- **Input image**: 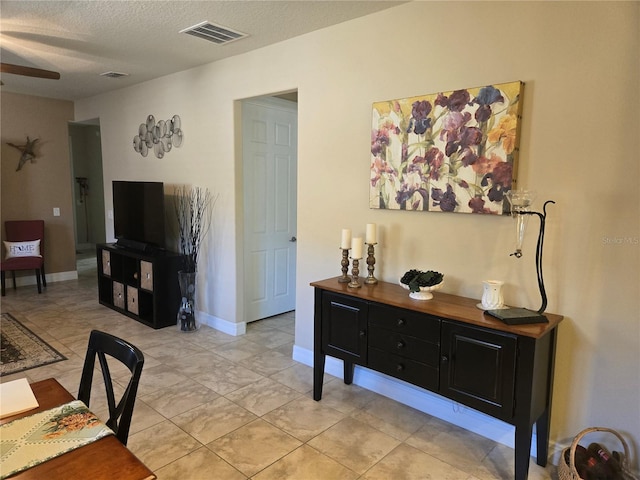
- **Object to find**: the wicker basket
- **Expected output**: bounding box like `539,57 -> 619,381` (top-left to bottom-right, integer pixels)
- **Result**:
558,427 -> 638,480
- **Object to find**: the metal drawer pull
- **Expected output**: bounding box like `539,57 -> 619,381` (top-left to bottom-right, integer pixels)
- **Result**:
441,355 -> 449,363
359,330 -> 366,337
397,318 -> 405,327
396,364 -> 404,372
396,340 -> 405,349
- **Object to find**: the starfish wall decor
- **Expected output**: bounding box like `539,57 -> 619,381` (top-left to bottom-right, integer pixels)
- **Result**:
7,136 -> 39,171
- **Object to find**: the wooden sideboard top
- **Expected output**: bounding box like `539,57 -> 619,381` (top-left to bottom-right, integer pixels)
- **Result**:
311,277 -> 563,339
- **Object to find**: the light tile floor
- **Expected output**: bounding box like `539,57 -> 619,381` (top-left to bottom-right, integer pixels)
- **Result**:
0,263 -> 558,479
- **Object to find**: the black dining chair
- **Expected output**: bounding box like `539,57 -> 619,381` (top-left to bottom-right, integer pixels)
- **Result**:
78,330 -> 144,445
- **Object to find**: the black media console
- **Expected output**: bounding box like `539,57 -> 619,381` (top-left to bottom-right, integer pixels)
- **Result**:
97,243 -> 184,329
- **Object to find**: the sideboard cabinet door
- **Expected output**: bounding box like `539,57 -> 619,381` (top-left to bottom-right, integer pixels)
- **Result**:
440,321 -> 517,421
321,292 -> 368,365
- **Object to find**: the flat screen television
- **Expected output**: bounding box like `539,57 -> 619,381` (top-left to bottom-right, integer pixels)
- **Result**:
113,181 -> 166,251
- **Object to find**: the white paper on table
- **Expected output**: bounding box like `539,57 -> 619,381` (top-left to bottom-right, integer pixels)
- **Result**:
0,378 -> 39,419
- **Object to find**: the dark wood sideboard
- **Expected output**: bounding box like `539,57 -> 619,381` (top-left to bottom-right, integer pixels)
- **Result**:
311,277 -> 563,480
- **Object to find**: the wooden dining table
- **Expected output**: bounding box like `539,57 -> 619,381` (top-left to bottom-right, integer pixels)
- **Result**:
0,378 -> 155,480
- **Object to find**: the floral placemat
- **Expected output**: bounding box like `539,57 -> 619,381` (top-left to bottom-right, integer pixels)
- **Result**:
0,400 -> 114,479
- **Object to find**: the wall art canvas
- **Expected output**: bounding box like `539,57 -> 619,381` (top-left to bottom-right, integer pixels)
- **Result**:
370,81 -> 524,214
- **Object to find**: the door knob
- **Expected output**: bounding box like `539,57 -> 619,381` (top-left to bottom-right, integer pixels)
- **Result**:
290,236 -> 297,242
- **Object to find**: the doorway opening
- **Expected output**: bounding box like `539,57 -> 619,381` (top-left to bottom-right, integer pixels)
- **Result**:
241,92 -> 298,331
68,119 -> 106,276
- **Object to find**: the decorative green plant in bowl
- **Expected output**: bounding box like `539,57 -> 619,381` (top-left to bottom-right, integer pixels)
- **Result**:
399,269 -> 444,300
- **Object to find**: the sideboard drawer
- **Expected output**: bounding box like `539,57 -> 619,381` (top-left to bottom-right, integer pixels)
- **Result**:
369,347 -> 439,390
369,303 -> 440,340
369,326 -> 439,366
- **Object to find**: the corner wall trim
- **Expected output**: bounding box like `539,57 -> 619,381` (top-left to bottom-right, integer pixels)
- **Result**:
197,310 -> 246,336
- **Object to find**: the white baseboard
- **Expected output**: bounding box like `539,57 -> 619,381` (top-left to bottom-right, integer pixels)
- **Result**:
49,271 -> 78,282
3,270 -> 78,289
292,345 -> 564,463
197,310 -> 246,336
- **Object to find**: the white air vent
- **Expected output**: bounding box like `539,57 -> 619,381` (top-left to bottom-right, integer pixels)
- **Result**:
180,21 -> 248,45
100,71 -> 129,78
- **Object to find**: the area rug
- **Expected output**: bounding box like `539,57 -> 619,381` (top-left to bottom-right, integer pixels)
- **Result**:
0,313 -> 67,376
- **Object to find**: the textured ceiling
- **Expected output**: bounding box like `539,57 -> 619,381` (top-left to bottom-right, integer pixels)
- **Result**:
0,0 -> 404,101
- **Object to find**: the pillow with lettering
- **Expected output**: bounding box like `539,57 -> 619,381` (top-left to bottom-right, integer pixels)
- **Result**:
4,240 -> 41,259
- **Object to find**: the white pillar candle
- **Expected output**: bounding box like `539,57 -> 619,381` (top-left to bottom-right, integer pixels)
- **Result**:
365,223 -> 377,244
340,229 -> 352,249
351,237 -> 363,259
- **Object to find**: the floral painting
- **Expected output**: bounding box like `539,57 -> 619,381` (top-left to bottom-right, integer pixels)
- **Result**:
370,81 -> 524,214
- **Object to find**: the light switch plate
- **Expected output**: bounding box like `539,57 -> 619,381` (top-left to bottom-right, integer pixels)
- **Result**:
53,207 -> 60,217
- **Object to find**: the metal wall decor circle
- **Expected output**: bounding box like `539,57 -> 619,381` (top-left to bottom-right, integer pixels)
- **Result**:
133,114 -> 183,158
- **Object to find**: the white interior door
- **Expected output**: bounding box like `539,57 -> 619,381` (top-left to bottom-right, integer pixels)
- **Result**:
243,97 -> 297,322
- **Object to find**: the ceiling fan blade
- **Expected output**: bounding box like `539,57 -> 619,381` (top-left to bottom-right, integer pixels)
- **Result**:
0,63 -> 60,80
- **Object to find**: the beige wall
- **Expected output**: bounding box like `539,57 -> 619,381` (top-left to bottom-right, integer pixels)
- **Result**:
74,1 -> 639,461
0,92 -> 76,279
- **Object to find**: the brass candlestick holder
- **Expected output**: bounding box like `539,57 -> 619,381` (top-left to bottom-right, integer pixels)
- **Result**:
365,243 -> 378,285
348,258 -> 361,288
338,248 -> 351,283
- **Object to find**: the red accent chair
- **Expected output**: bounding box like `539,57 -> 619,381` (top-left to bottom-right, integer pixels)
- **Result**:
1,220 -> 46,296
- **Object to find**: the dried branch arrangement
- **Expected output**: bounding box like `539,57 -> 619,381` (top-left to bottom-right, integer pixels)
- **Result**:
174,185 -> 215,272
